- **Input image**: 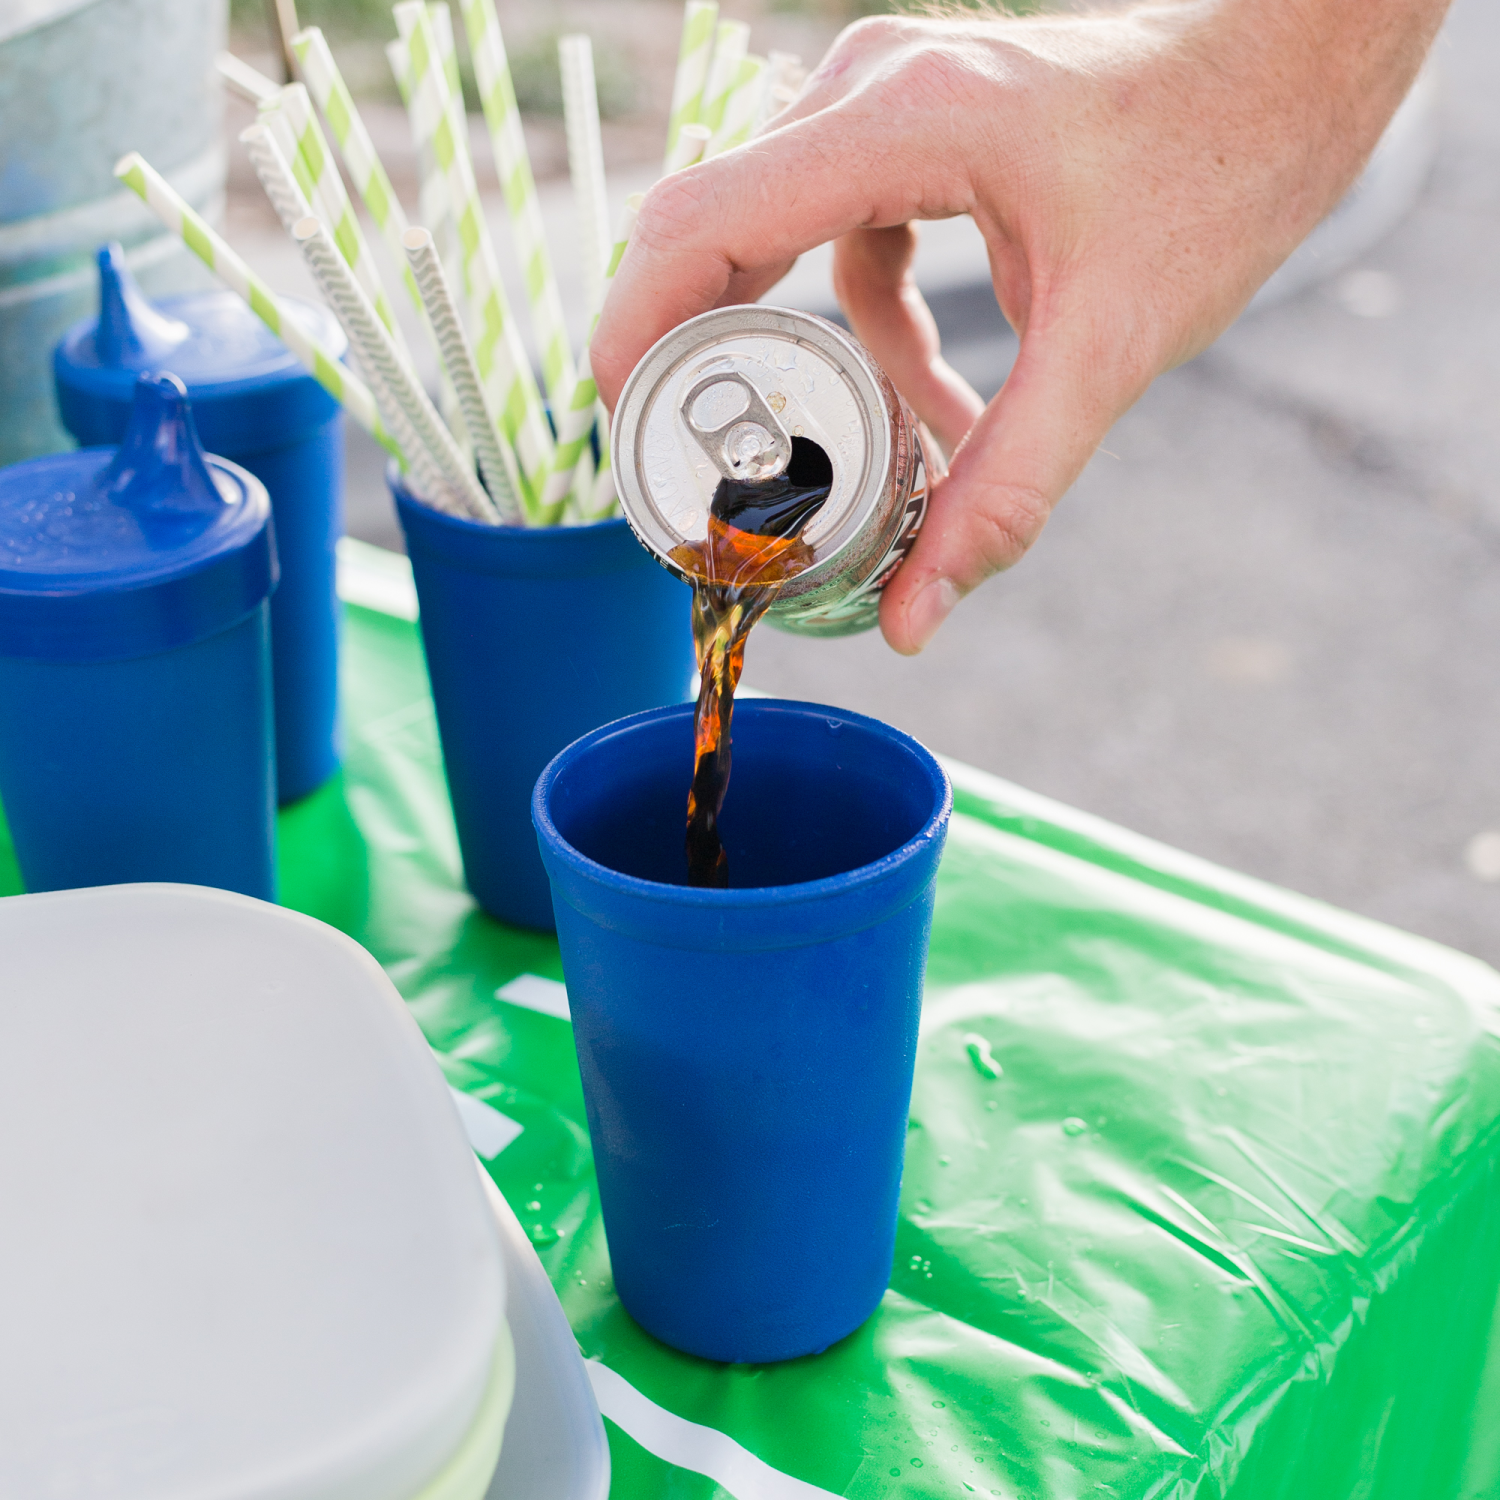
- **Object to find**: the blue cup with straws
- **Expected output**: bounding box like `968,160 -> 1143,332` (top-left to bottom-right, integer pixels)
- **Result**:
392,469 -> 697,930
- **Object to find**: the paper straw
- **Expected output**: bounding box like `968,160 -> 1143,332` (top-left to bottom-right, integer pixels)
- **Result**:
293,215 -> 497,522
403,226 -> 524,523
459,0 -> 577,419
240,120 -> 309,226
706,53 -> 768,157
262,84 -> 410,362
290,27 -> 426,318
663,1 -> 717,170
541,195 -> 640,519
428,2 -> 464,104
697,20 -> 749,144
113,151 -> 394,455
550,195 -> 641,523
559,35 -> 611,315
217,51 -> 280,105
664,122 -> 711,176
394,2 -> 553,508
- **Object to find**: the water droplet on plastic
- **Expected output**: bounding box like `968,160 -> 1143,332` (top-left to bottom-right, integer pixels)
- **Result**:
534,1182 -> 544,1192
529,1223 -> 558,1246
910,1457 -> 924,1468
826,718 -> 843,734
932,1400 -> 946,1408
938,1155 -> 951,1167
1063,1117 -> 1088,1136
963,1033 -> 1002,1079
1041,1419 -> 1051,1428
890,1469 -> 902,1478
526,1200 -> 542,1212
985,1099 -> 999,1112
909,1254 -> 924,1269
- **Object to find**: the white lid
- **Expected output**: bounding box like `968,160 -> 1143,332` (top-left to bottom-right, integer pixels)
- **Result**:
0,885 -> 505,1500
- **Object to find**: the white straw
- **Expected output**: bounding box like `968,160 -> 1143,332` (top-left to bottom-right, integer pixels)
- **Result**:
293,215 -> 498,522
403,225 -> 524,523
216,51 -> 280,105
559,35 -> 612,317
664,122 -> 710,176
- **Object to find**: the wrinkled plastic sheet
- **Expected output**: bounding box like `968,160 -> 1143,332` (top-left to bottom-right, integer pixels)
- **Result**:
5,593 -> 1499,1499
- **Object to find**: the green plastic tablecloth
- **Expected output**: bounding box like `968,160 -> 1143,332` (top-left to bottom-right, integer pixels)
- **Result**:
6,580 -> 1499,1500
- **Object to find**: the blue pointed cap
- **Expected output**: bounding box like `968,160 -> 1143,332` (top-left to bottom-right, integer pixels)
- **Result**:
93,243 -> 191,367
0,373 -> 277,663
53,246 -> 346,455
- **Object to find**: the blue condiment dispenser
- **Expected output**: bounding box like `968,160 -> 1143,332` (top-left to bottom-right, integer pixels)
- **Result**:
53,243 -> 345,804
0,373 -> 278,900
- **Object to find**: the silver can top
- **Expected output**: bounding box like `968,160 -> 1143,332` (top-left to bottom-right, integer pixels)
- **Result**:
611,306 -> 892,576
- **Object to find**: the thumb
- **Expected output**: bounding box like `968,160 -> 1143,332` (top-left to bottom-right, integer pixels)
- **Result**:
878,309 -> 1135,655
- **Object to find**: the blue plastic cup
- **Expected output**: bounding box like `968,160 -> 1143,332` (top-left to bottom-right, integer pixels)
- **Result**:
532,699 -> 952,1362
393,471 -> 697,930
0,373 -> 278,899
53,244 -> 344,804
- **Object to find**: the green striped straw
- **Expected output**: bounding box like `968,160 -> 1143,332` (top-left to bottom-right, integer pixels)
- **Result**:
706,54 -> 767,157
458,0 -> 577,422
113,151 -> 397,458
697,20 -> 749,144
290,27 -> 426,319
663,1 -> 717,171
541,194 -> 644,521
393,1 -> 554,511
261,84 -> 411,365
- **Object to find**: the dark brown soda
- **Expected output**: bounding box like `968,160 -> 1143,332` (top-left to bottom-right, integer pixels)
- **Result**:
671,437 -> 833,886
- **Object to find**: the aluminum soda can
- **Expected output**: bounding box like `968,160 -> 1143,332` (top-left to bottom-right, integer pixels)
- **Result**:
611,306 -> 931,637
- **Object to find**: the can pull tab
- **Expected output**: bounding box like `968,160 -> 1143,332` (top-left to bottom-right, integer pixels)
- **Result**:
681,373 -> 793,484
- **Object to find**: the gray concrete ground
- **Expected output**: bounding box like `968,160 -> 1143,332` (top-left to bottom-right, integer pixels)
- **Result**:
235,0 -> 1500,964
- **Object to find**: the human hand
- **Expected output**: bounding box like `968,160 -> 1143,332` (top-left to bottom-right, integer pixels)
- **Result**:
592,0 -> 1445,653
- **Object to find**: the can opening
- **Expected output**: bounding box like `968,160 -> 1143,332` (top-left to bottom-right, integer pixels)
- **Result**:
710,436 -> 833,540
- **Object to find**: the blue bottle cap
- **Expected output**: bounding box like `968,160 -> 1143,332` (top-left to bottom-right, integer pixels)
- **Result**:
53,244 -> 347,455
0,373 -> 278,663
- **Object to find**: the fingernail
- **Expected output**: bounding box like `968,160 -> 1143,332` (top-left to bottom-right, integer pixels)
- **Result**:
906,577 -> 960,652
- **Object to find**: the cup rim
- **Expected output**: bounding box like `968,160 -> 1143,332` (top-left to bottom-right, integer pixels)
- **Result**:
388,462 -> 631,539
532,698 -> 952,908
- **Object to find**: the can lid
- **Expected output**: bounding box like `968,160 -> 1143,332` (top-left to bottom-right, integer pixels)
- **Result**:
53,243 -> 345,453
611,306 -> 893,579
0,372 -> 277,662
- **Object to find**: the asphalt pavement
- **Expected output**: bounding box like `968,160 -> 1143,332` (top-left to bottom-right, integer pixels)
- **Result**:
320,0 -> 1500,965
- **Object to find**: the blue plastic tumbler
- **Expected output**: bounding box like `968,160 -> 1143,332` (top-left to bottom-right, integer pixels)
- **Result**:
394,471 -> 697,931
0,373 -> 278,900
53,244 -> 344,804
533,699 -> 952,1362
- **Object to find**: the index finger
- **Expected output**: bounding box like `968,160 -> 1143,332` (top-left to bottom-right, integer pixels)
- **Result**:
590,108 -> 972,409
